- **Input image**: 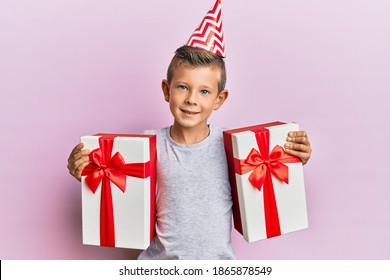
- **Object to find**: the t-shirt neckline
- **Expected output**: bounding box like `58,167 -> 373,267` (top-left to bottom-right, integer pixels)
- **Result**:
166,125 -> 213,150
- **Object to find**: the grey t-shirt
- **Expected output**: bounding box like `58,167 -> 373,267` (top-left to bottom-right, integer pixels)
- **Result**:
138,125 -> 235,259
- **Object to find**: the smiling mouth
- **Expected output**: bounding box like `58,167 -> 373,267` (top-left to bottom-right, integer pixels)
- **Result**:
181,109 -> 200,115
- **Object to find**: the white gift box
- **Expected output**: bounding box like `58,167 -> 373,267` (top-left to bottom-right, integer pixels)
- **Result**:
223,122 -> 308,242
80,133 -> 156,249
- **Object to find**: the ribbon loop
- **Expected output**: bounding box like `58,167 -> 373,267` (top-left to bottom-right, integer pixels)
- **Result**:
240,143 -> 300,190
245,148 -> 264,166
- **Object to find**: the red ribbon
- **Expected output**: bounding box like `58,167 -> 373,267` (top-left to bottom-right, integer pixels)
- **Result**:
81,136 -> 150,247
234,128 -> 301,238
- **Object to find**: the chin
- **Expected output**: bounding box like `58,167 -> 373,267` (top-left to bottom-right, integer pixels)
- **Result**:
175,119 -> 204,129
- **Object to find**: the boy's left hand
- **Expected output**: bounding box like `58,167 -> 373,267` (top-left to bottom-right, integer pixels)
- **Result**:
284,131 -> 312,165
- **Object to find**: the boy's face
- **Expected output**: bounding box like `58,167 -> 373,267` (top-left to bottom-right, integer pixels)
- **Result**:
162,64 -> 228,131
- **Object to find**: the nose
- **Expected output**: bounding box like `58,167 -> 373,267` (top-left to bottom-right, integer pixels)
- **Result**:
185,90 -> 197,105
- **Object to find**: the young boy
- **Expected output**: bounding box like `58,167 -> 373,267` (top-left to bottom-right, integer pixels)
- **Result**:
67,1 -> 312,260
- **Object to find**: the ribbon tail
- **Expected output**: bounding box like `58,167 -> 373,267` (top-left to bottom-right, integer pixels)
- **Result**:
106,169 -> 127,192
269,161 -> 289,184
100,176 -> 115,247
263,170 -> 281,238
248,164 -> 267,191
84,169 -> 104,194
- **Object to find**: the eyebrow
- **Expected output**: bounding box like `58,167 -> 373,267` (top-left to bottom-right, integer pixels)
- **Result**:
174,81 -> 214,89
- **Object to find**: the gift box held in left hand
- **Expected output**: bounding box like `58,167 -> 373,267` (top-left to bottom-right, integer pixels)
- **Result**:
80,133 -> 156,250
223,122 -> 308,243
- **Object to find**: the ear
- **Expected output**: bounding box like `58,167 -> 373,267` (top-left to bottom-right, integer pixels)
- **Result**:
213,89 -> 229,110
161,79 -> 170,102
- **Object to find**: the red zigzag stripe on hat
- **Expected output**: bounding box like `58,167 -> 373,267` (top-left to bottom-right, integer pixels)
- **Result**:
186,0 -> 225,57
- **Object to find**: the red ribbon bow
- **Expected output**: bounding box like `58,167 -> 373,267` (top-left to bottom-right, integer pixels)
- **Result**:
234,128 -> 301,238
81,136 -> 150,247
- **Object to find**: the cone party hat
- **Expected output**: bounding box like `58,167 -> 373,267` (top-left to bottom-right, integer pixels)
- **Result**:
186,0 -> 225,57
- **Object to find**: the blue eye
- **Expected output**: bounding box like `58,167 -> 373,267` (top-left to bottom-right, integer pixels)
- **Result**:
178,85 -> 188,91
200,90 -> 209,95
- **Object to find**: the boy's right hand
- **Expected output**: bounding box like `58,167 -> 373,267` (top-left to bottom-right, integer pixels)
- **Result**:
67,143 -> 91,181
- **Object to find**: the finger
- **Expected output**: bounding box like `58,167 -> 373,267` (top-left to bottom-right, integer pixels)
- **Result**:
68,156 -> 90,175
284,148 -> 310,165
70,143 -> 84,156
75,149 -> 91,160
75,142 -> 84,149
69,148 -> 90,164
284,143 -> 311,153
68,143 -> 83,162
69,143 -> 89,158
286,136 -> 310,145
287,131 -> 309,143
74,161 -> 91,181
288,131 -> 307,138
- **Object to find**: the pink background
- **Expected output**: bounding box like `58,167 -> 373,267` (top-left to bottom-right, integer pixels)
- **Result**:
1,0 -> 389,259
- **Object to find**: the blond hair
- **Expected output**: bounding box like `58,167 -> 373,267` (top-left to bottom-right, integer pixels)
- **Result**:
167,46 -> 227,93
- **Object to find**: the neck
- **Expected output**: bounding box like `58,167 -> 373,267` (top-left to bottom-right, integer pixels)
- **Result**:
170,123 -> 210,144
